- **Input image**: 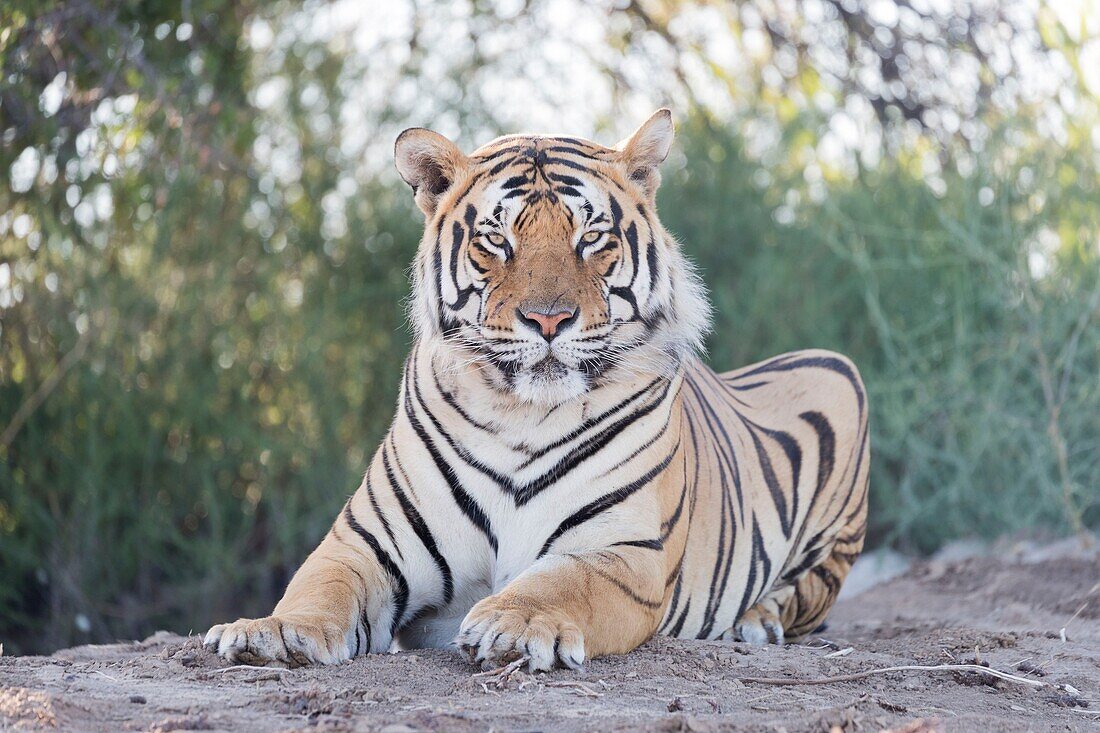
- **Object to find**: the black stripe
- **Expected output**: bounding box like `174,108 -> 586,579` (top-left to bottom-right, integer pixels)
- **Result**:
737,518 -> 773,627
513,381 -> 672,505
500,174 -> 528,189
786,410 -> 837,555
645,231 -> 660,302
683,375 -> 743,501
330,526 -> 376,652
544,144 -> 601,158
697,451 -> 738,638
342,502 -> 409,637
516,378 -> 663,468
549,173 -> 585,186
660,567 -> 685,634
736,355 -> 865,414
382,445 -> 455,604
660,476 -> 689,541
624,222 -> 640,289
722,378 -> 771,391
363,472 -> 403,560
488,153 -> 524,176
598,408 -> 671,477
780,545 -> 827,585
541,155 -> 612,178
667,597 -> 691,637
611,538 -> 664,550
416,368 -> 670,507
581,557 -> 663,609
470,143 -> 526,162
402,355 -> 499,553
538,446 -> 677,558
609,285 -> 641,320
742,423 -> 795,539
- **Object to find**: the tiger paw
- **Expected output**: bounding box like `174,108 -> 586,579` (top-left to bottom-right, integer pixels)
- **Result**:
455,596 -> 585,671
203,613 -> 351,666
726,604 -> 785,645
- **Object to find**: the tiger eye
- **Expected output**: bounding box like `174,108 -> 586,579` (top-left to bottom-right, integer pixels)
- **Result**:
486,232 -> 506,246
581,230 -> 603,244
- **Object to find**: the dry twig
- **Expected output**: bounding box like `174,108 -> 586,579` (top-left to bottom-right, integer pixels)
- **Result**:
471,655 -> 529,689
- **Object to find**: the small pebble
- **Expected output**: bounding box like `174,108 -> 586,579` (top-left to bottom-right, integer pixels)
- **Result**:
129,695 -> 146,704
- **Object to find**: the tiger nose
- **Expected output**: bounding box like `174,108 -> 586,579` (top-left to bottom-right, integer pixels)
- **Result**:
517,306 -> 577,341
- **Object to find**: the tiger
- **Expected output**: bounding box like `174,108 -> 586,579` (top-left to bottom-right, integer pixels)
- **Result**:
204,109 -> 870,670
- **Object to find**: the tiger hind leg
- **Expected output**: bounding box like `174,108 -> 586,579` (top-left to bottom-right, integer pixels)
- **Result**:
777,541 -> 861,641
722,586 -> 793,645
724,530 -> 863,645
766,468 -> 869,645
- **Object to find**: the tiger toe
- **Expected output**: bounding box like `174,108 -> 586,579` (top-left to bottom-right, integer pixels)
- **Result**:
455,598 -> 585,671
203,614 -> 350,666
725,602 -> 786,645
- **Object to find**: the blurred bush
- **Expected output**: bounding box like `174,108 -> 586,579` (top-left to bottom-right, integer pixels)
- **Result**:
1,0 -> 1097,653
664,117 -> 1099,552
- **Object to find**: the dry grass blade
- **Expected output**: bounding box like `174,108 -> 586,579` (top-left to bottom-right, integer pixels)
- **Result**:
739,663 -> 1047,688
214,664 -> 287,673
544,680 -> 603,697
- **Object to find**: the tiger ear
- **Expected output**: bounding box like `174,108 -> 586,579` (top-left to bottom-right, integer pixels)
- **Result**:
394,128 -> 468,217
614,108 -> 674,199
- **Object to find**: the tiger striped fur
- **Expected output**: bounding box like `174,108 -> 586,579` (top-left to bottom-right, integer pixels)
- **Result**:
204,109 -> 869,670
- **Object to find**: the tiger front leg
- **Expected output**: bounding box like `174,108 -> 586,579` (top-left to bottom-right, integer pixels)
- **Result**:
456,547 -> 666,671
204,500 -> 398,666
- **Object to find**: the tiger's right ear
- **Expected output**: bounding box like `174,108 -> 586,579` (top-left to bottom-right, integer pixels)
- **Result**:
394,128 -> 469,218
614,108 -> 674,201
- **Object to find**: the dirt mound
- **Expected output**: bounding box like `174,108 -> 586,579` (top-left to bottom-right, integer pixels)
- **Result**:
1,545 -> 1097,732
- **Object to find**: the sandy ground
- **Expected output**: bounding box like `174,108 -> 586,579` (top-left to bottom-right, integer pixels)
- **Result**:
1,540 -> 1098,733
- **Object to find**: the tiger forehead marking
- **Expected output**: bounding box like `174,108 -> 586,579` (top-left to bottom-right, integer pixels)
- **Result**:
454,135 -> 644,310
205,110 -> 868,682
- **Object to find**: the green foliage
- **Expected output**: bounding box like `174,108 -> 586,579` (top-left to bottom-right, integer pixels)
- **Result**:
1,2 -> 1097,654
1,1 -> 421,652
662,118 -> 1100,552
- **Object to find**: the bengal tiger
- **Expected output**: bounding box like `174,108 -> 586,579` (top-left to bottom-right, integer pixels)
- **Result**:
204,109 -> 869,670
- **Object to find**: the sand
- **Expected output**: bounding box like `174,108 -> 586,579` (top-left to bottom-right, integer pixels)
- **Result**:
1,540 -> 1097,732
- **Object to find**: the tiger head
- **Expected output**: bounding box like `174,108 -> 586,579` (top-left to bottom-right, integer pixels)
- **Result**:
395,109 -> 710,405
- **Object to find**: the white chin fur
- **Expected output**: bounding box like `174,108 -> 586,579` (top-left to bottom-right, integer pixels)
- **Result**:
510,368 -> 589,406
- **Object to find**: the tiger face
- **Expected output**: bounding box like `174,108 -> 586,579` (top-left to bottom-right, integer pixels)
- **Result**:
395,109 -> 709,405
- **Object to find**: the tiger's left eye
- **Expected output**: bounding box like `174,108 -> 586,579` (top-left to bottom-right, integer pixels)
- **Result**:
486,232 -> 506,246
581,230 -> 603,244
